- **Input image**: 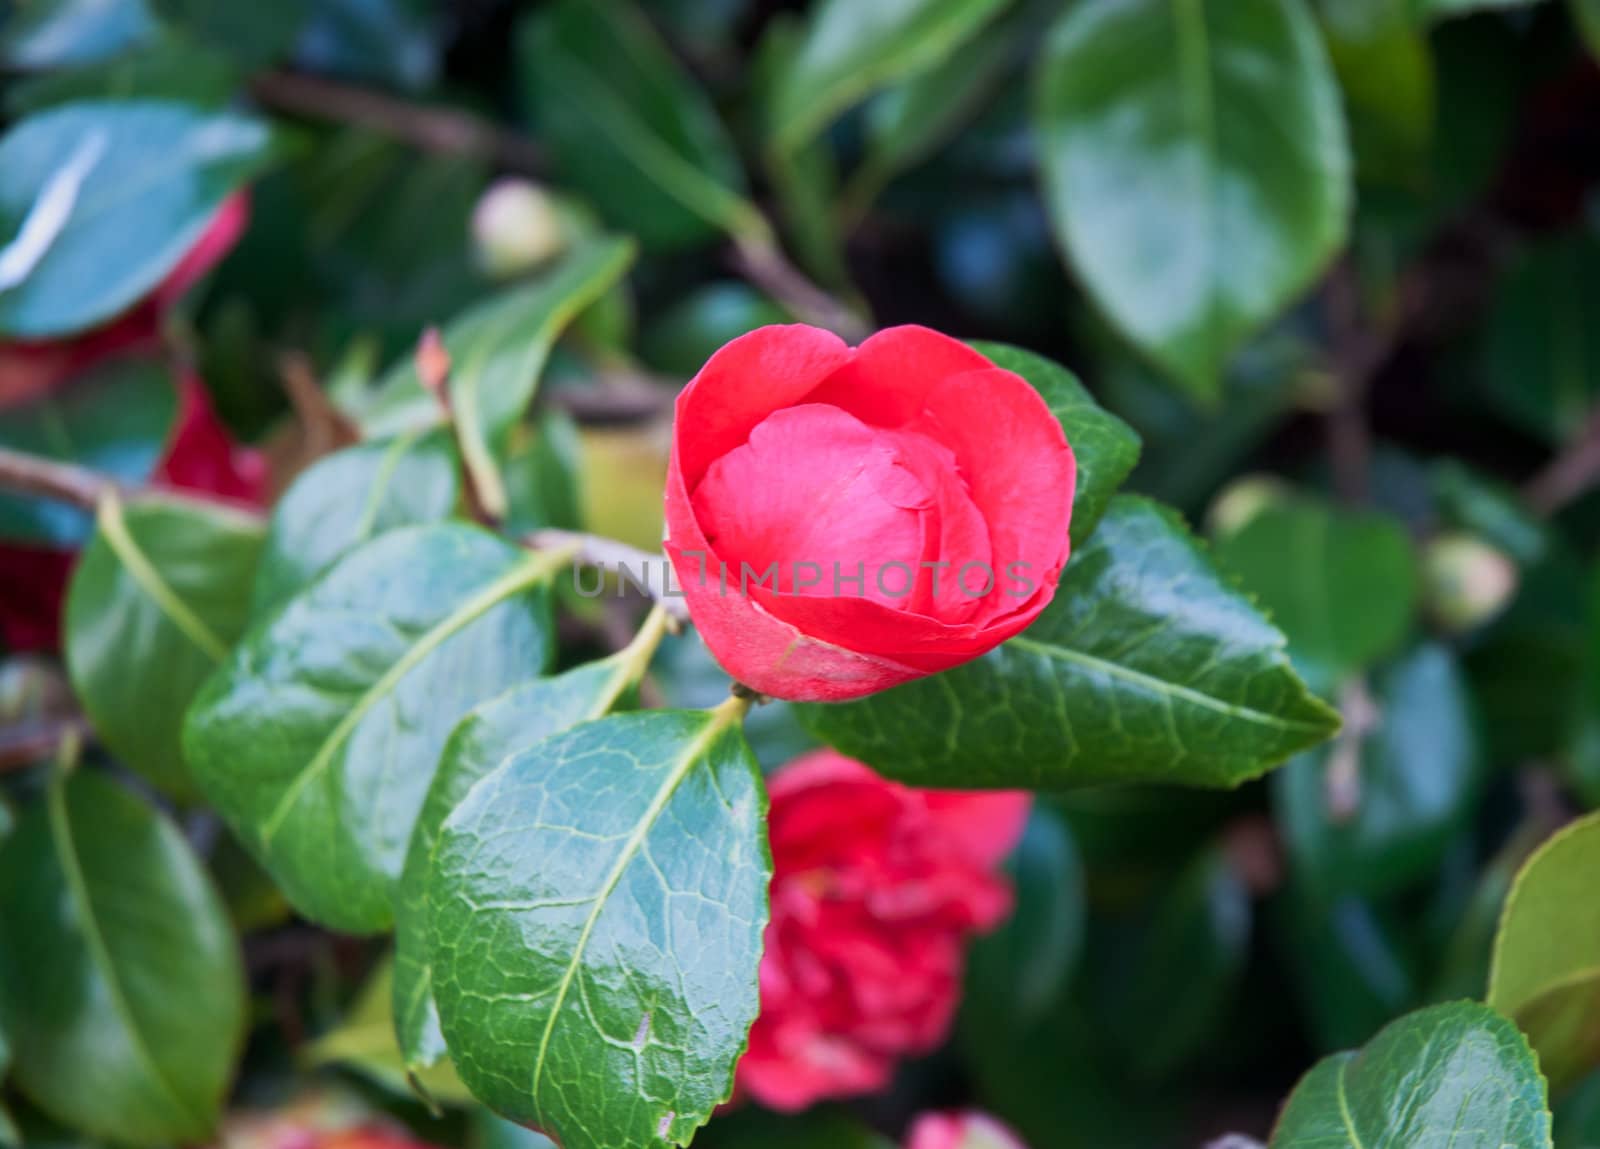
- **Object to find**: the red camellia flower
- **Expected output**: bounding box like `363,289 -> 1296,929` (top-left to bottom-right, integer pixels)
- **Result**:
664,324 -> 1075,702
906,1112 -> 1028,1149
737,750 -> 1030,1112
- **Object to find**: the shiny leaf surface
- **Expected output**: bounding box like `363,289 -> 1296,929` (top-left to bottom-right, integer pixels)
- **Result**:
0,101 -> 275,339
65,493 -> 262,798
0,771 -> 244,1147
251,428 -> 459,617
799,496 -> 1340,789
1270,1001 -> 1552,1148
1036,0 -> 1350,400
1490,811 -> 1600,1091
428,706 -> 768,1149
184,524 -> 562,933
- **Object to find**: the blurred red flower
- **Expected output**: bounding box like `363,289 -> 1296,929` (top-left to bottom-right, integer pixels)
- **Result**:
737,749 -> 1029,1112
0,194 -> 261,653
906,1111 -> 1028,1149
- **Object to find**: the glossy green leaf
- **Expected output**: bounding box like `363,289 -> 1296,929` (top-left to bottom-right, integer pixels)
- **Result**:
4,40 -> 240,116
0,770 -> 244,1147
971,341 -> 1141,548
1490,811 -> 1600,1091
1274,644 -> 1482,898
1215,498 -> 1417,689
357,237 -> 636,518
517,0 -> 759,249
428,705 -> 768,1149
1036,0 -> 1351,401
307,956 -> 475,1108
1270,1001 -> 1552,1148
1316,0 -> 1435,184
0,0 -> 158,69
0,357 -> 174,548
184,524 -> 564,933
251,428 -> 460,617
65,493 -> 263,798
767,0 -> 1010,153
799,496 -> 1340,789
503,412 -> 584,535
394,633 -> 662,1076
0,101 -> 275,339
1480,234 -> 1600,446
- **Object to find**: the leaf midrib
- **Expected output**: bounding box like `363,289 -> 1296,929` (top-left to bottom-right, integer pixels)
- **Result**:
47,778 -> 205,1135
529,708 -> 738,1130
1007,633 -> 1327,733
259,546 -> 573,845
98,493 -> 251,664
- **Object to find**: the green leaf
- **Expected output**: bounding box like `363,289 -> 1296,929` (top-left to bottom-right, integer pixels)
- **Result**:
0,770 -> 245,1147
1269,1001 -> 1552,1148
184,524 -> 565,933
148,0 -> 308,67
306,956 -> 475,1108
295,0 -> 439,91
1480,234 -> 1600,446
1420,0 -> 1543,14
1274,644 -> 1483,898
517,0 -> 760,249
356,237 -> 637,518
799,496 -> 1340,789
1214,497 -> 1417,690
970,341 -> 1141,548
0,357 -> 175,548
503,412 -> 584,535
394,634 -> 663,1076
1490,811 -> 1600,1091
0,101 -> 276,339
1035,0 -> 1351,401
65,493 -> 263,798
1577,0 -> 1600,58
1315,0 -> 1436,185
638,282 -> 792,379
1107,846 -> 1251,1078
0,0 -> 158,69
964,808 -> 1085,1032
428,705 -> 769,1149
4,39 -> 240,117
251,428 -> 460,617
767,0 -> 1010,153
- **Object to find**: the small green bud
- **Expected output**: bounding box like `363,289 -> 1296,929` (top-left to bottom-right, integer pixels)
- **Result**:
471,178 -> 565,277
1423,532 -> 1518,632
1206,474 -> 1293,538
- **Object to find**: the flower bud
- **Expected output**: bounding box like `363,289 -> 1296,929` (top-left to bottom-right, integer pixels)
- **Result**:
907,1112 -> 1028,1149
1207,474 -> 1292,538
1422,531 -> 1518,632
471,178 -> 565,277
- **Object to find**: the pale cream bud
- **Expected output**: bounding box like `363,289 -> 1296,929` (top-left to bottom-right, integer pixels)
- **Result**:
471,178 -> 565,277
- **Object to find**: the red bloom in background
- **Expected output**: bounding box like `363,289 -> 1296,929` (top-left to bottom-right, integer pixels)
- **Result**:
906,1112 -> 1028,1149
664,324 -> 1075,703
737,750 -> 1029,1112
0,194 -> 262,653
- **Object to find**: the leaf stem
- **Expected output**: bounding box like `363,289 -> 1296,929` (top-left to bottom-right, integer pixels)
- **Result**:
526,528 -> 692,624
728,230 -> 871,343
0,445 -> 119,509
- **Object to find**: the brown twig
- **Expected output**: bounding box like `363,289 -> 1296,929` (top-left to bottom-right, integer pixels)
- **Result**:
526,528 -> 691,623
729,232 -> 871,343
0,715 -> 92,773
251,70 -> 546,174
0,445 -> 117,509
1522,407 -> 1600,517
